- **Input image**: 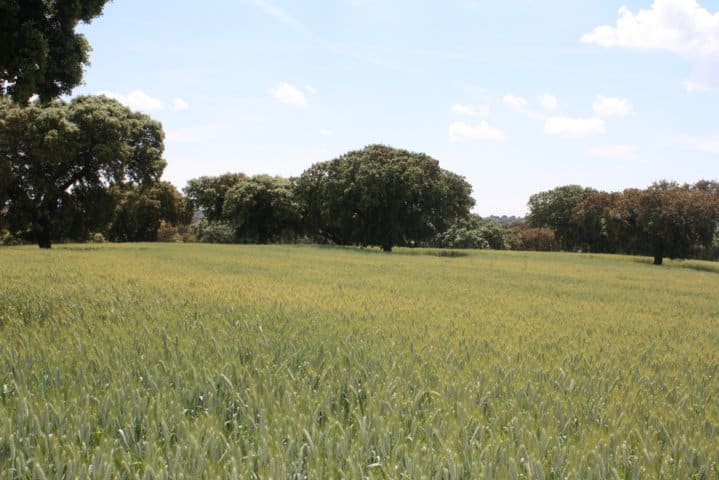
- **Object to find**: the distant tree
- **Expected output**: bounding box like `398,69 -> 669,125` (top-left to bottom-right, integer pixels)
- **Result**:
527,185 -> 595,251
184,173 -> 247,223
622,182 -> 719,265
108,182 -> 188,242
432,214 -> 505,249
572,181 -> 719,264
294,145 -> 474,251
0,0 -> 111,103
0,96 -> 166,247
222,175 -> 299,243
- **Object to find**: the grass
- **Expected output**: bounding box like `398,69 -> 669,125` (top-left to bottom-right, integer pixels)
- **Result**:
0,243 -> 718,479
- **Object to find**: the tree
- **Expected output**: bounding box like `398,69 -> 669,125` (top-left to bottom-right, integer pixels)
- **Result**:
184,173 -> 247,223
0,95 -> 166,247
0,0 -> 111,103
527,185 -> 595,251
432,214 -> 505,249
222,175 -> 299,244
108,182 -> 189,242
623,182 -> 719,265
294,145 -> 474,251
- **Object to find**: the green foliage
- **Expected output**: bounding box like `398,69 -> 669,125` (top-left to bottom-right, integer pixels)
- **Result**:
431,214 -> 505,249
200,222 -> 235,243
527,185 -> 595,251
502,222 -> 557,251
222,175 -> 299,244
572,181 -> 719,264
0,0 -> 110,103
184,173 -> 247,223
108,182 -> 188,242
0,244 -> 718,477
0,96 -> 166,247
295,145 -> 475,251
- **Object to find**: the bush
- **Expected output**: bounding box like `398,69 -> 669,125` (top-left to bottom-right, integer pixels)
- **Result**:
91,233 -> 105,243
200,222 -> 235,244
0,230 -> 20,246
431,215 -> 505,249
157,221 -> 181,242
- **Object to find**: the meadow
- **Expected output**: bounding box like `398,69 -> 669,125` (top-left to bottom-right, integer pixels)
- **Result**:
0,243 -> 718,479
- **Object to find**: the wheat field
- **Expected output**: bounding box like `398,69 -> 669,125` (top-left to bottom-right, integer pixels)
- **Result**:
0,244 -> 717,479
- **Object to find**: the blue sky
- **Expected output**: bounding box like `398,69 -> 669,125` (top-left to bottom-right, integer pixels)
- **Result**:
74,0 -> 719,216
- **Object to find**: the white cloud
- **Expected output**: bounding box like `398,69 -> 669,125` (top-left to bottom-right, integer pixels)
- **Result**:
269,82 -> 309,107
544,116 -> 606,137
98,90 -> 165,112
449,121 -> 506,142
319,128 -> 333,136
451,103 -> 490,117
172,98 -> 190,111
582,0 -> 719,90
591,144 -> 638,159
305,85 -> 318,95
540,94 -> 558,110
503,94 -> 528,109
673,133 -> 719,153
593,96 -> 633,117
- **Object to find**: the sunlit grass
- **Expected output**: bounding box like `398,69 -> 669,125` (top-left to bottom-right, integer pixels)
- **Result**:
1,244 -> 718,478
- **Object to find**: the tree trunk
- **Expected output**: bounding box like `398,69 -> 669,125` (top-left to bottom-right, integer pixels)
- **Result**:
382,244 -> 392,252
36,211 -> 52,248
653,255 -> 663,265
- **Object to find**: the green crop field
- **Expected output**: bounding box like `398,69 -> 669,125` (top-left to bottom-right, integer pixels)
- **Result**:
0,244 -> 718,479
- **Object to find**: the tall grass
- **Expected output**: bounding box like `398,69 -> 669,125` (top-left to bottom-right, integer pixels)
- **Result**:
0,244 -> 717,478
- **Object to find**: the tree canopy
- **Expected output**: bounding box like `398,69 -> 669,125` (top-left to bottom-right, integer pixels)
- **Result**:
294,145 -> 475,251
0,95 -> 166,247
527,185 -> 595,251
0,0 -> 111,103
223,175 -> 299,244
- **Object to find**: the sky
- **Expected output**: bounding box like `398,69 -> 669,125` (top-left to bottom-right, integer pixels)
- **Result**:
73,0 -> 719,216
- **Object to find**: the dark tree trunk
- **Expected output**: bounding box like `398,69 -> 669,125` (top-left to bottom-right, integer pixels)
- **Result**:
37,212 -> 52,248
653,255 -> 663,265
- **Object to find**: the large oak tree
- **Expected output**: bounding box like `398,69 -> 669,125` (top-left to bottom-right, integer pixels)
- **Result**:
294,145 -> 475,251
0,95 -> 166,247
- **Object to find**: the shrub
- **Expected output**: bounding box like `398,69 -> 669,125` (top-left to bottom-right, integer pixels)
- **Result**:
0,230 -> 20,246
200,222 -> 235,244
91,233 -> 105,243
157,221 -> 181,242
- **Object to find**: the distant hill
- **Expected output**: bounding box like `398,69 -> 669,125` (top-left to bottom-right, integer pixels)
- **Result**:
488,215 -> 524,225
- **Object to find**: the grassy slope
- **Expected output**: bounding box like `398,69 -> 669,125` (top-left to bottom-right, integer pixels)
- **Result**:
0,244 -> 717,479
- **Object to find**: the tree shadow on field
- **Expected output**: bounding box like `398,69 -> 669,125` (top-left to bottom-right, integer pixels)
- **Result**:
312,245 -> 470,258
631,257 -> 719,274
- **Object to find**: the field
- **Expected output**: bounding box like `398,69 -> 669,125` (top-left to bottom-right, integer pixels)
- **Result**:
0,244 -> 718,479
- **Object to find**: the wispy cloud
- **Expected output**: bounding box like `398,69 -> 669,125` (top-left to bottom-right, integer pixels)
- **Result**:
593,96 -> 633,117
449,121 -> 506,142
172,98 -> 190,112
673,133 -> 719,154
591,144 -> 638,159
451,103 -> 490,117
539,94 -> 558,111
269,82 -> 309,107
544,116 -> 605,137
97,90 -> 165,112
503,94 -> 529,109
241,0 -> 311,35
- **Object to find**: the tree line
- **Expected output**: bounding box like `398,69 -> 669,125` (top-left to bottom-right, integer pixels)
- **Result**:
2,1 -> 718,263
525,183 -> 719,264
2,93 -> 718,264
